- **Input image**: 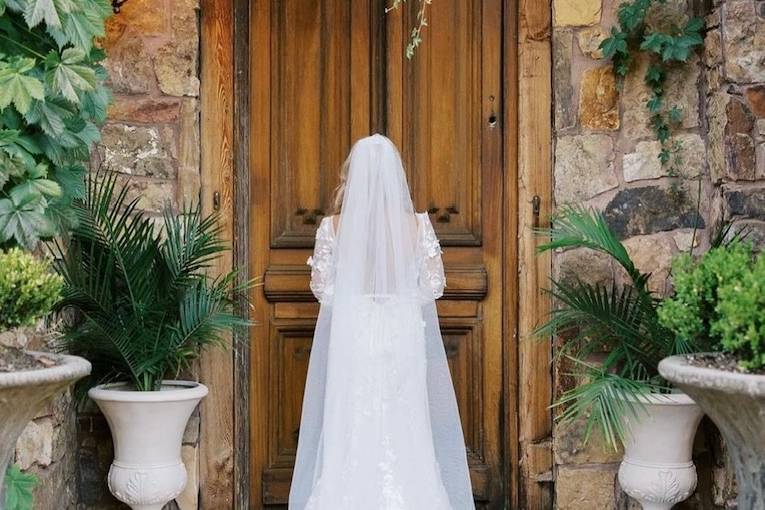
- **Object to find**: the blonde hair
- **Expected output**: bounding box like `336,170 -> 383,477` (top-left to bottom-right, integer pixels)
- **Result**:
331,156 -> 351,214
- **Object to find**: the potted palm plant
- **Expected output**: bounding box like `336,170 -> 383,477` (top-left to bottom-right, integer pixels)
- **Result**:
535,207 -> 705,510
658,241 -> 765,509
0,248 -> 91,509
52,172 -> 249,510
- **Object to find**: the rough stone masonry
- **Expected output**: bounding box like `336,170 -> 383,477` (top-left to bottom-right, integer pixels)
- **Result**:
11,0 -> 202,508
552,0 -> 765,507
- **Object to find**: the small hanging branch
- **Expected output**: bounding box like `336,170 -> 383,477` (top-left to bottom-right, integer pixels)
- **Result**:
386,0 -> 433,59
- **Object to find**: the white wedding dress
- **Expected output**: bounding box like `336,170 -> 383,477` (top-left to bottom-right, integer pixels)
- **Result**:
289,135 -> 475,510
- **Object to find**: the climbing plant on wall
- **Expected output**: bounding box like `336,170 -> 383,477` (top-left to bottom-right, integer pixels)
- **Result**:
600,0 -> 704,173
0,0 -> 112,249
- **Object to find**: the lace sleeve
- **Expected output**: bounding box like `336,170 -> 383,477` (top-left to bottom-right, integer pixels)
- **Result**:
417,214 -> 446,301
307,217 -> 335,303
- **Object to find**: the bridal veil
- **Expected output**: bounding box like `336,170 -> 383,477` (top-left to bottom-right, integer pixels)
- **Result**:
289,134 -> 474,509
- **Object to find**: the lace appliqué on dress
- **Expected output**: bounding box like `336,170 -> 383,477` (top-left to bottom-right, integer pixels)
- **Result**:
307,217 -> 335,303
416,214 -> 446,301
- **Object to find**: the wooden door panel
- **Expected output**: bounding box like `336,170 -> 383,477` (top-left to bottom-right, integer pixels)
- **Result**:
250,0 -> 508,507
270,0 -> 373,248
386,0 -> 489,246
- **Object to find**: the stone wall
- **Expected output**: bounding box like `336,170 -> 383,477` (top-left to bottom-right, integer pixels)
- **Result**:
10,0 -> 202,508
551,0 -> 765,508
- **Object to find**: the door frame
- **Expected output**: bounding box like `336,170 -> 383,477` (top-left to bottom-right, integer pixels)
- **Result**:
198,0 -> 553,508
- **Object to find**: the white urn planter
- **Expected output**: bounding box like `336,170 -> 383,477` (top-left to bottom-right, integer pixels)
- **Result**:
88,380 -> 208,510
618,393 -> 703,510
0,351 -> 91,508
660,355 -> 765,510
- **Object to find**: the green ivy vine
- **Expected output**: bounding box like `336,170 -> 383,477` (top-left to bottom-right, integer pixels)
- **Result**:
0,0 -> 112,249
601,0 -> 704,174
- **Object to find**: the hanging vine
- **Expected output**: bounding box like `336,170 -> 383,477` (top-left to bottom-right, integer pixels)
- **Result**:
386,0 -> 433,59
600,0 -> 704,174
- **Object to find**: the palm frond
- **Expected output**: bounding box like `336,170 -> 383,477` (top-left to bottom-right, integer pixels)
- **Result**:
537,206 -> 649,289
52,170 -> 253,392
555,359 -> 665,449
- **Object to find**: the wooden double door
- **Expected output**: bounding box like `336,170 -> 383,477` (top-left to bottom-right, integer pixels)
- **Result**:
248,0 -> 515,508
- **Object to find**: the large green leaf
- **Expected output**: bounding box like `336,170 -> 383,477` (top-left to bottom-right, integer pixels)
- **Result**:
4,464 -> 37,510
60,8 -> 104,52
46,48 -> 96,103
0,193 -> 55,248
23,0 -> 74,29
24,98 -> 70,136
0,57 -> 45,114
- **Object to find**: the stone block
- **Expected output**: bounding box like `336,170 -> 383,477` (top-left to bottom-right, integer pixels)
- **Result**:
556,465 -> 618,510
672,229 -> 701,252
745,85 -> 765,118
622,234 -> 677,295
579,66 -> 619,130
725,186 -> 765,219
554,31 -> 576,130
554,247 -> 615,287
623,140 -> 663,182
554,418 -> 624,465
723,0 -> 765,84
554,0 -> 602,27
704,27 -> 723,68
621,55 -> 699,141
555,134 -> 618,203
624,134 -> 706,182
604,186 -> 705,239
103,32 -> 155,95
108,97 -> 183,124
727,220 -> 765,249
105,0 -> 169,39
154,5 -> 200,96
577,26 -> 606,59
120,177 -> 177,214
15,417 -> 54,469
99,123 -> 178,179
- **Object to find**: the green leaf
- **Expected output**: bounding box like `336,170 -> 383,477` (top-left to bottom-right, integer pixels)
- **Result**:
0,193 -> 55,248
0,58 -> 45,115
0,0 -> 6,16
23,0 -> 74,29
4,464 -> 38,510
79,83 -> 110,122
24,99 -> 69,136
10,173 -> 62,201
600,30 -> 628,59
61,10 -> 104,52
51,163 -> 85,199
685,17 -> 704,33
46,48 -> 96,103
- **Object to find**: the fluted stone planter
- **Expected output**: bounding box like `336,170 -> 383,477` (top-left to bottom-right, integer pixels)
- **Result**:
0,351 -> 91,509
659,355 -> 765,510
618,393 -> 703,510
89,380 -> 208,510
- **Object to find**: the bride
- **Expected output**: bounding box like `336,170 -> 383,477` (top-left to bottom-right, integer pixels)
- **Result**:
289,134 -> 475,510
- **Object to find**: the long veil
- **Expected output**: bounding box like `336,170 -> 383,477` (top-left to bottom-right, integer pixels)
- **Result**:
290,135 -> 474,509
